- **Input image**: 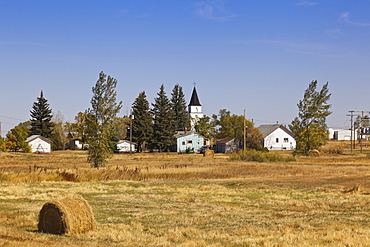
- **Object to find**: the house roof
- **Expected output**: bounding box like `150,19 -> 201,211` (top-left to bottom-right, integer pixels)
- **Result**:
25,135 -> 51,144
188,87 -> 201,106
257,124 -> 295,138
216,137 -> 238,144
174,131 -> 204,139
117,140 -> 136,145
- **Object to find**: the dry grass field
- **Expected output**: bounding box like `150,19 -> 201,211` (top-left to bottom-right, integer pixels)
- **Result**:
1,142 -> 370,246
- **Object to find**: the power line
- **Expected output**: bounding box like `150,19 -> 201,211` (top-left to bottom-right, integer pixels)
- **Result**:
0,115 -> 27,122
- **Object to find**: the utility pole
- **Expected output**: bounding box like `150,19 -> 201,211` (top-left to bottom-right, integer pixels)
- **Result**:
347,111 -> 354,154
130,112 -> 133,155
243,109 -> 246,151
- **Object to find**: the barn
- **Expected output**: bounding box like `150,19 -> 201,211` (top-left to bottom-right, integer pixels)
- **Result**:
25,135 -> 51,154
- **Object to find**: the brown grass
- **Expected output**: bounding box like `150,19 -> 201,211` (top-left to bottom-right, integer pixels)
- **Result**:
0,142 -> 370,246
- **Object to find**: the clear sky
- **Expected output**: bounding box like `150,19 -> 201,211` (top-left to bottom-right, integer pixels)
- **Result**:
1,0 -> 369,136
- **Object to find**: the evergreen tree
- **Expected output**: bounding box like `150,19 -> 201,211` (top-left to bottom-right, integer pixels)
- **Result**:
30,91 -> 54,138
151,84 -> 175,152
132,91 -> 153,152
86,71 -> 122,167
171,84 -> 190,131
289,80 -> 331,155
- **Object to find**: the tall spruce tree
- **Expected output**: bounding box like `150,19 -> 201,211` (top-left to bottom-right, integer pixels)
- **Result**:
289,80 -> 331,155
151,84 -> 175,152
171,84 -> 190,131
30,91 -> 54,138
86,71 -> 122,167
132,91 -> 153,152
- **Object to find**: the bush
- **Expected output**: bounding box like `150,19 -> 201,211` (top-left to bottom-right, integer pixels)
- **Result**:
229,149 -> 296,162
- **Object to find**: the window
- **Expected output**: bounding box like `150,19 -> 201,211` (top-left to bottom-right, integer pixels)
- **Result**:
276,138 -> 279,143
284,138 -> 289,143
187,140 -> 193,144
182,141 -> 185,145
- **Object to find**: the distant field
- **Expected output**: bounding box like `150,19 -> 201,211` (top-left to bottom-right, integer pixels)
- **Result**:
1,144 -> 370,246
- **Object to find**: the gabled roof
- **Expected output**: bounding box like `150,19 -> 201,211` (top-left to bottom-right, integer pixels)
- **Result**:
257,124 -> 295,138
117,140 -> 136,145
174,131 -> 204,139
25,135 -> 51,144
216,137 -> 238,144
188,87 -> 201,106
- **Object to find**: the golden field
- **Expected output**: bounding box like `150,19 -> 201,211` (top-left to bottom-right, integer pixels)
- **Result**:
1,142 -> 370,246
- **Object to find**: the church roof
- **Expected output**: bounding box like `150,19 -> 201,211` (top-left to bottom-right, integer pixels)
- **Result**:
188,87 -> 201,106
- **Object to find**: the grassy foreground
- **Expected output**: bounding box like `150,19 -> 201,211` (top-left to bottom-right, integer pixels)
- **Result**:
1,146 -> 370,246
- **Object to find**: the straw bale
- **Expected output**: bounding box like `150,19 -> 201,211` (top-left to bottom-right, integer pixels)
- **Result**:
203,149 -> 215,157
38,198 -> 95,235
309,149 -> 320,157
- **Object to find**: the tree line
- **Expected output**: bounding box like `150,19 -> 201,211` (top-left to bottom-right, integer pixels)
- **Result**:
0,72 -> 334,166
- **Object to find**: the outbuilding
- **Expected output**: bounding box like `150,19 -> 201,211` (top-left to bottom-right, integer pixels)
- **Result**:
216,137 -> 242,153
25,135 -> 51,154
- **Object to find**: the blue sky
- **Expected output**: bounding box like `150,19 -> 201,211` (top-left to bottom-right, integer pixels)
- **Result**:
1,0 -> 370,136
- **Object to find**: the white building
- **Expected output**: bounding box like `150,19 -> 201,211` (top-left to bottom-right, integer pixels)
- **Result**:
116,140 -> 136,153
328,128 -> 358,141
188,87 -> 203,131
258,124 -> 296,150
25,135 -> 51,153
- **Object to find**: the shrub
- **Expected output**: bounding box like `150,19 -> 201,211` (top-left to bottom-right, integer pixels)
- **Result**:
229,149 -> 296,162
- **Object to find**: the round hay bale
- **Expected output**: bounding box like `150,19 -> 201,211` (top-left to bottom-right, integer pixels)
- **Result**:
38,198 -> 95,235
203,149 -> 215,157
309,149 -> 320,157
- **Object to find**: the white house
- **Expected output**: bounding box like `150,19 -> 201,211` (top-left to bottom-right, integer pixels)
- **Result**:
258,124 -> 296,150
116,140 -> 136,153
25,135 -> 51,153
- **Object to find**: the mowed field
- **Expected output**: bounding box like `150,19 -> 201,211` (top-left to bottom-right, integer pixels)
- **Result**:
1,143 -> 370,246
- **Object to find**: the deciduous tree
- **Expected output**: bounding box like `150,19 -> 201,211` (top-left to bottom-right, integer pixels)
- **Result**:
212,109 -> 263,149
289,80 -> 331,155
6,123 -> 31,152
86,71 -> 122,167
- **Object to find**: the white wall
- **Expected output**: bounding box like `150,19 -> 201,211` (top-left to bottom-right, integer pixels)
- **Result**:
29,138 -> 51,153
264,128 -> 296,150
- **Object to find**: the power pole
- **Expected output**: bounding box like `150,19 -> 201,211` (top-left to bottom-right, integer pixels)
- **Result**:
347,111 -> 354,154
130,113 -> 133,155
243,109 -> 246,150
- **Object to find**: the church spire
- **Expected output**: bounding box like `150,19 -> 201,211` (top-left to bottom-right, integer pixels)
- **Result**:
188,86 -> 201,106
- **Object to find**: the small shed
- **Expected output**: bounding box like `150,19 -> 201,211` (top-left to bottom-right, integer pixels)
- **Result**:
169,131 -> 205,153
116,140 -> 136,153
216,137 -> 242,153
258,124 -> 296,150
25,135 -> 51,154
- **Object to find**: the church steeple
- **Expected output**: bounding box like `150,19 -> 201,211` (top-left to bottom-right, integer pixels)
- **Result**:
188,86 -> 203,131
188,87 -> 201,106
